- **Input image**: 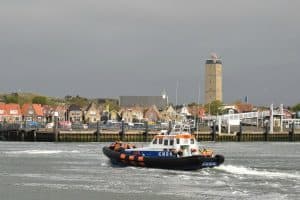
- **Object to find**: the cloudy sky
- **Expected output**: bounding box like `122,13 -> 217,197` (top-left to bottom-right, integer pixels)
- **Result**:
0,0 -> 299,106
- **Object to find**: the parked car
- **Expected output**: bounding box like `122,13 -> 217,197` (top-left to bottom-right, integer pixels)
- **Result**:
25,121 -> 40,128
45,122 -> 54,129
58,121 -> 72,130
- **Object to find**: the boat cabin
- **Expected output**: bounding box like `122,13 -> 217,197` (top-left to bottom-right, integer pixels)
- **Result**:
124,124 -> 204,158
149,133 -> 199,157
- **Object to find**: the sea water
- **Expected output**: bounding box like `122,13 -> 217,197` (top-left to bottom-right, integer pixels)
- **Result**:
0,142 -> 299,200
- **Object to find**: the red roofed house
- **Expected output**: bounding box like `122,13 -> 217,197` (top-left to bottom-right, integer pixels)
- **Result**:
0,103 -> 6,122
0,103 -> 22,123
22,103 -> 45,122
235,103 -> 254,113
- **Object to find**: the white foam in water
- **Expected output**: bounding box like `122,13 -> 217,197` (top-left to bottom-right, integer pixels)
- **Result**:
5,150 -> 80,155
216,165 -> 300,179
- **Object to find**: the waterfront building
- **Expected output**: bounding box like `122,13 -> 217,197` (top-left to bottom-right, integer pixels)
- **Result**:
21,104 -> 44,122
119,106 -> 144,123
160,105 -> 177,122
43,105 -> 67,122
188,105 -> 206,119
0,103 -> 22,123
144,105 -> 161,123
204,53 -> 223,104
119,96 -> 168,110
84,102 -> 101,123
109,110 -> 121,121
67,104 -> 83,123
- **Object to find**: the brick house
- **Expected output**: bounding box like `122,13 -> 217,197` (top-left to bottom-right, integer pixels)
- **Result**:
0,103 -> 5,122
235,103 -> 253,113
0,103 -> 22,123
160,105 -> 177,122
43,105 -> 67,122
22,103 -> 44,122
68,104 -> 82,123
109,110 -> 121,121
120,106 -> 144,123
55,105 -> 67,121
144,105 -> 161,123
84,102 -> 100,123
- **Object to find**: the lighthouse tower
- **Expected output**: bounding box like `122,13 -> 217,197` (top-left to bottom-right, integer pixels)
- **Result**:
204,53 -> 223,104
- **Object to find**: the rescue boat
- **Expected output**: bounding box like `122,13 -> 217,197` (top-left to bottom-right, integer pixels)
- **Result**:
103,124 -> 224,170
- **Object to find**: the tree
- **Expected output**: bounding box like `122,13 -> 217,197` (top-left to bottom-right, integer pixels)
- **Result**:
292,103 -> 300,112
4,94 -> 19,104
66,95 -> 89,107
204,100 -> 223,115
32,96 -> 48,105
104,100 -> 120,112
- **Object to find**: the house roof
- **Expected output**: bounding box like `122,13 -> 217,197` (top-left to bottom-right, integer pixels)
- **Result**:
22,103 -> 43,116
21,104 -> 31,115
0,103 -> 22,116
68,104 -> 81,111
6,104 -> 22,115
86,102 -> 98,111
33,104 -> 44,116
54,105 -> 67,113
235,103 -> 253,113
0,104 -> 7,115
144,105 -> 161,117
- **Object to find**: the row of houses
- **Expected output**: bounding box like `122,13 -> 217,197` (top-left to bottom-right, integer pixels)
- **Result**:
0,102 -> 207,124
0,103 -> 45,123
1,101 -> 292,125
0,102 -> 99,124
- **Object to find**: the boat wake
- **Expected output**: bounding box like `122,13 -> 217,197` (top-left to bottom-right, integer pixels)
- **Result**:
5,150 -> 80,155
215,165 -> 300,179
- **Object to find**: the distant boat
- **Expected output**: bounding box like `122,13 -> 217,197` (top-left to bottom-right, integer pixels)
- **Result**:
103,124 -> 224,170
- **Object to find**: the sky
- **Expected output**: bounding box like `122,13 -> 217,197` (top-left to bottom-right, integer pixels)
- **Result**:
0,0 -> 299,106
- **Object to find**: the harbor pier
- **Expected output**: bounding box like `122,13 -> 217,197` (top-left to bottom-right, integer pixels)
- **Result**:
1,126 -> 299,142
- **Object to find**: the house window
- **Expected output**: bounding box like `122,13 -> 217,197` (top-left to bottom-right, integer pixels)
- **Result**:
176,138 -> 180,144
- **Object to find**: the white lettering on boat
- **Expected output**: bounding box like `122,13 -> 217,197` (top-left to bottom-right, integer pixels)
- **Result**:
158,151 -> 173,157
202,162 -> 217,167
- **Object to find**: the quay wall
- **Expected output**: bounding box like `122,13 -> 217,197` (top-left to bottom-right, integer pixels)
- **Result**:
0,129 -> 300,142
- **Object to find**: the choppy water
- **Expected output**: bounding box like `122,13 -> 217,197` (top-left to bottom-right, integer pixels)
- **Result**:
0,142 -> 299,200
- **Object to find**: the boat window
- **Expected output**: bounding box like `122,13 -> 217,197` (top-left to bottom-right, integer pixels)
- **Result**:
153,138 -> 157,144
164,139 -> 168,146
190,139 -> 194,144
159,138 -> 163,144
170,139 -> 174,146
176,138 -> 180,144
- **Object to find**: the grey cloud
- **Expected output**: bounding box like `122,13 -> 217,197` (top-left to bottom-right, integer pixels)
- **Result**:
0,0 -> 299,106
